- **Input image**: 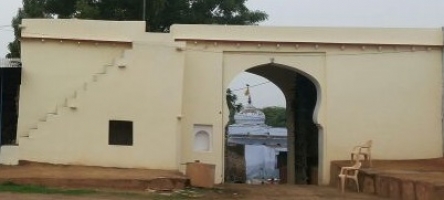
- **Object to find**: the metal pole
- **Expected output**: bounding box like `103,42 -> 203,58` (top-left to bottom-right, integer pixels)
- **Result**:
142,0 -> 146,21
442,27 -> 444,156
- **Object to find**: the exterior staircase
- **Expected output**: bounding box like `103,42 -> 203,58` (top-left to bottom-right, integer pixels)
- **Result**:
20,50 -> 130,140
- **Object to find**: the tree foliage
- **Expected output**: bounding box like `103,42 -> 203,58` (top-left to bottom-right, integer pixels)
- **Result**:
6,12 -> 21,58
226,89 -> 242,125
23,0 -> 46,18
6,0 -> 267,57
262,106 -> 286,127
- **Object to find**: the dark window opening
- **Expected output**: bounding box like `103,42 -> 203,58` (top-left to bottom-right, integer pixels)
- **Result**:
109,120 -> 133,146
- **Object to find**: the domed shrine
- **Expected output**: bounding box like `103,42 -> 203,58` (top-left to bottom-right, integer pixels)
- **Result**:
227,86 -> 287,184
233,104 -> 266,125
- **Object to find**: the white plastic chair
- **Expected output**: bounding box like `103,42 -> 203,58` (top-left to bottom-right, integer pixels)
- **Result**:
338,160 -> 362,193
350,140 -> 372,167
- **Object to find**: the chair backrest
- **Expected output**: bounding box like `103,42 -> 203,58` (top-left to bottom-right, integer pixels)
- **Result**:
362,140 -> 372,148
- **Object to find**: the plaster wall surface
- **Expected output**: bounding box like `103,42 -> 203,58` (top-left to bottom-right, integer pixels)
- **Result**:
18,19 -> 184,170
171,25 -> 443,46
325,48 -> 443,162
14,20 -> 444,185
180,50 -> 224,182
18,40 -> 128,138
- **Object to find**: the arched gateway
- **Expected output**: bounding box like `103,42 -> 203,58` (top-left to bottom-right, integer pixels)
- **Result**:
223,60 -> 324,184
6,20 -> 443,186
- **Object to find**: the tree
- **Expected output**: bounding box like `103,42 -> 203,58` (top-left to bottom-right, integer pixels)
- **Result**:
74,0 -> 100,19
44,0 -> 78,18
22,0 -> 46,18
6,9 -> 23,58
226,89 -> 242,125
6,0 -> 267,57
224,88 -> 245,183
7,0 -> 47,58
149,0 -> 268,32
262,106 -> 286,127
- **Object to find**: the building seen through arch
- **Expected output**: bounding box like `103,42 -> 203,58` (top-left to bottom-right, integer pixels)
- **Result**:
226,90 -> 287,184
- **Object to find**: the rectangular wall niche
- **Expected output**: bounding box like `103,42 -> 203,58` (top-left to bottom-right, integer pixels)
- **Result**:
193,124 -> 212,152
109,120 -> 133,146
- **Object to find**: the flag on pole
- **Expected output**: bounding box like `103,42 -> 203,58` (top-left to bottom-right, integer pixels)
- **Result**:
245,84 -> 252,104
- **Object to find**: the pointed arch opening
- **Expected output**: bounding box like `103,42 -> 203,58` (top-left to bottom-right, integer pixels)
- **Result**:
224,62 -> 322,185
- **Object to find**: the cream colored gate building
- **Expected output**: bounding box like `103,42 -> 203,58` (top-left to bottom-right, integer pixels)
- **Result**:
2,19 -> 443,185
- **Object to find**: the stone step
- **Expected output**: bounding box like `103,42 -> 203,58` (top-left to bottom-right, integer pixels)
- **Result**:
330,159 -> 444,200
0,162 -> 189,191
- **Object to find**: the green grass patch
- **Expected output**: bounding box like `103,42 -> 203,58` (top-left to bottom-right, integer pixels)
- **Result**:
0,182 -> 96,195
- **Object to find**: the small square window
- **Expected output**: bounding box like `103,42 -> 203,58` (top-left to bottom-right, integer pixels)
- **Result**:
109,120 -> 133,146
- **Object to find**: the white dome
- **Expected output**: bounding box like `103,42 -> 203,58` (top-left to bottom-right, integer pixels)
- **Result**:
234,104 -> 266,125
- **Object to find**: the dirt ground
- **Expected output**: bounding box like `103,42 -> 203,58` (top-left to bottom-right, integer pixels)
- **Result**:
3,158 -> 444,199
0,162 -> 188,190
0,184 -> 383,200
0,162 -> 185,180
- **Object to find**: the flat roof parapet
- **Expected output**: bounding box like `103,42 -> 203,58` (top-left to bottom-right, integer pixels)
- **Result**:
171,25 -> 444,47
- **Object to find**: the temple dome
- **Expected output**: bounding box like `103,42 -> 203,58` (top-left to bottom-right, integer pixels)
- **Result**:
234,104 -> 266,125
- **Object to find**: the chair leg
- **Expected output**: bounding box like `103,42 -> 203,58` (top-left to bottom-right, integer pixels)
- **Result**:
354,178 -> 359,192
337,178 -> 340,190
368,154 -> 372,167
340,177 -> 346,193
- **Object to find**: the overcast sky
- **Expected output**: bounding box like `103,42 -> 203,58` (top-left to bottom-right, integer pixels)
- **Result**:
247,0 -> 444,28
1,0 -> 444,107
0,0 -> 22,57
